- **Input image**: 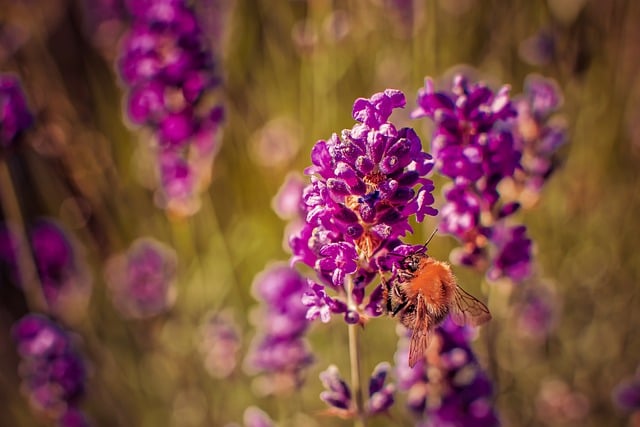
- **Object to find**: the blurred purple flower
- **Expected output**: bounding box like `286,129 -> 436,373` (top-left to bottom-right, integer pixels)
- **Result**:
13,314 -> 88,422
117,0 -> 224,216
199,310 -> 241,379
242,406 -> 274,427
613,369 -> 640,413
487,224 -> 532,282
290,89 -> 437,324
271,172 -> 305,221
519,29 -> 557,67
104,237 -> 177,319
412,74 -> 533,283
394,319 -> 499,426
514,282 -> 560,341
245,263 -> 313,394
0,73 -> 33,147
29,220 -> 92,308
510,75 -> 568,207
58,407 -> 92,427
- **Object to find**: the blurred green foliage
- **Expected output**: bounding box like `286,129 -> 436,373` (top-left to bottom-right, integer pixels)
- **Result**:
1,0 -> 640,426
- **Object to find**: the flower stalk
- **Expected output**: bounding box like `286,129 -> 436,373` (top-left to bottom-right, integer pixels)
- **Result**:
0,156 -> 47,312
346,274 -> 365,427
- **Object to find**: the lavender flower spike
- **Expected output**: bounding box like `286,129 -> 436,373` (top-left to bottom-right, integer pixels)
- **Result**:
0,73 -> 33,147
291,89 -> 437,323
319,362 -> 396,417
13,314 -> 90,424
245,263 -> 313,395
117,0 -> 224,216
394,319 -> 499,426
104,237 -> 177,319
412,74 -> 533,283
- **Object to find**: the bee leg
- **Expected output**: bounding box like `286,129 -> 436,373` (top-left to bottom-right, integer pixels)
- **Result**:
392,299 -> 408,316
380,274 -> 394,314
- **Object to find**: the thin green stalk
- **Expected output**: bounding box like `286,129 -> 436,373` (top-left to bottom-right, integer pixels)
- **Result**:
0,155 -> 47,312
346,275 -> 366,427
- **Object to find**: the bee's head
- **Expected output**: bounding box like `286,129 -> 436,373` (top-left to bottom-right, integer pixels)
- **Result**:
401,253 -> 423,273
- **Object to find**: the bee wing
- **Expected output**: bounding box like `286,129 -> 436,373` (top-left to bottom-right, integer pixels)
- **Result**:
450,286 -> 492,327
408,295 -> 431,368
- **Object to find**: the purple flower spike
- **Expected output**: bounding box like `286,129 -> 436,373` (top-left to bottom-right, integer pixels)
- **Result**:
412,74 -> 539,284
242,406 -> 274,427
394,319 -> 499,426
245,263 -> 313,395
290,89 -> 437,324
0,74 -> 33,147
29,220 -> 92,308
13,315 -> 88,423
613,371 -> 640,412
367,362 -> 395,414
58,408 -> 91,427
105,237 -> 177,319
487,224 -> 532,282
199,310 -> 241,379
511,75 -> 568,206
319,365 -> 352,411
117,0 -> 224,216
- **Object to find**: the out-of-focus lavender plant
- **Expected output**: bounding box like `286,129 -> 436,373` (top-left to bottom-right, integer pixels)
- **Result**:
13,314 -> 90,425
518,30 -> 557,67
0,219 -> 91,314
613,368 -> 640,416
512,281 -> 560,341
29,221 -> 92,310
613,369 -> 640,427
104,237 -> 177,319
116,0 -> 224,217
535,378 -> 590,425
508,75 -> 567,208
318,362 -> 395,418
198,309 -> 241,379
0,74 -> 33,147
225,406 -> 275,427
394,319 -> 499,427
245,263 -> 313,396
412,75 -> 532,283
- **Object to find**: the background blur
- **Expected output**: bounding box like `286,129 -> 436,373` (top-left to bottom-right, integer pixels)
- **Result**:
1,0 -> 640,426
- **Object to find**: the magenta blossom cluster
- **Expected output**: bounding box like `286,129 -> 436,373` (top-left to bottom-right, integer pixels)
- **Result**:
0,73 -> 33,147
199,310 -> 241,379
291,89 -> 437,323
117,0 -> 224,216
245,263 -> 313,394
318,362 -> 395,417
511,75 -> 567,204
412,75 -> 532,282
30,221 -> 92,307
612,368 -> 640,414
13,314 -> 90,426
104,237 -> 177,319
394,319 -> 499,427
229,406 -> 275,427
0,220 -> 91,309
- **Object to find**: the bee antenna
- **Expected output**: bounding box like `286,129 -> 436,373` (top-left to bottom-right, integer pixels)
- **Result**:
423,228 -> 438,249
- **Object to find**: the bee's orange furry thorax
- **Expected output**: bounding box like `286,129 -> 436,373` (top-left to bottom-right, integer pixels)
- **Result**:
407,258 -> 456,306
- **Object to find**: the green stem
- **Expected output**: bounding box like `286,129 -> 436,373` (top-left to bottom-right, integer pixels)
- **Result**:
346,275 -> 366,427
0,155 -> 47,312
